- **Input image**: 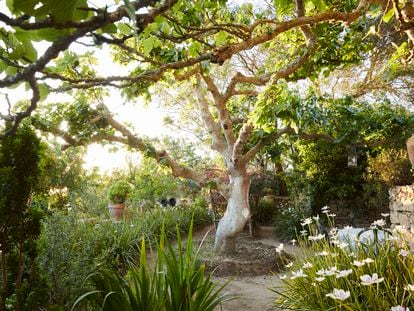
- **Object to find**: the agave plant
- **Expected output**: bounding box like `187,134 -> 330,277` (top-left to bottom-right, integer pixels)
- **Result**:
72,219 -> 232,311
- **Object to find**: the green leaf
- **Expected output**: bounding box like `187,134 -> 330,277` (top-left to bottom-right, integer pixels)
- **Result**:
34,0 -> 80,22
9,43 -> 25,60
118,23 -> 131,35
101,23 -> 118,34
274,0 -> 293,15
142,37 -> 155,55
0,61 -> 7,73
34,28 -> 68,42
310,0 -> 325,10
215,31 -> 228,46
382,8 -> 395,23
15,31 -> 38,62
188,42 -> 202,57
13,0 -> 38,15
5,65 -> 18,76
38,84 -> 50,101
6,0 -> 14,13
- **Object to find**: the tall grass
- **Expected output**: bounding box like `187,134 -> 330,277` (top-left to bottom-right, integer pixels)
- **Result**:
72,221 -> 231,311
38,205 -> 211,309
272,207 -> 414,310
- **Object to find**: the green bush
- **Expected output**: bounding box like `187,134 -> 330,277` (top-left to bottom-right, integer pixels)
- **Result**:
272,178 -> 312,240
107,180 -> 132,204
37,205 -> 210,309
0,124 -> 50,311
72,222 -> 231,311
366,148 -> 413,187
272,208 -> 414,310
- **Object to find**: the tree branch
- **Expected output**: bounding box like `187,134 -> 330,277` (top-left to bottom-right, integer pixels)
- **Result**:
210,0 -> 371,65
242,126 -> 295,164
0,76 -> 39,138
195,79 -> 227,153
232,123 -> 253,166
0,0 -> 177,88
201,74 -> 236,147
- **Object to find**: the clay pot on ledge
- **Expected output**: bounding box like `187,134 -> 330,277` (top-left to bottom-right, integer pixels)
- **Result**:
108,202 -> 125,221
107,180 -> 132,221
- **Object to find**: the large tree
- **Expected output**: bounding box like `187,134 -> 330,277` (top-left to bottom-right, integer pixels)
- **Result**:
1,0 -> 414,253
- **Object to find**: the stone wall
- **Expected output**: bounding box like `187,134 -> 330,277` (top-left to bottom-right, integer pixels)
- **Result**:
389,185 -> 414,231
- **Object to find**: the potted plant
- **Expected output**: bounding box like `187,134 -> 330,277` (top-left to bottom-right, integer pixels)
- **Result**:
107,180 -> 132,220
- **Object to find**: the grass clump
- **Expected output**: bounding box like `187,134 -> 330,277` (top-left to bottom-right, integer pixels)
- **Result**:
72,221 -> 231,311
38,205 -> 210,309
273,206 -> 414,310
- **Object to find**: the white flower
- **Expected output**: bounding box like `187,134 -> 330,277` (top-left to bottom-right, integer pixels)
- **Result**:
399,249 -> 409,257
316,267 -> 337,276
290,239 -> 297,246
360,273 -> 384,285
321,205 -> 330,213
313,214 -> 320,221
381,213 -> 390,217
300,230 -> 308,236
330,228 -> 338,235
279,274 -> 287,280
328,213 -> 336,217
308,234 -> 325,241
301,217 -> 313,226
391,306 -> 409,311
303,262 -> 313,268
353,260 -> 365,267
363,258 -> 374,264
404,284 -> 414,291
338,242 -> 349,249
326,288 -> 350,301
291,269 -> 307,279
336,269 -> 352,278
388,235 -> 399,241
276,243 -> 284,253
370,219 -> 386,228
317,251 -> 330,256
315,277 -> 325,282
285,262 -> 293,268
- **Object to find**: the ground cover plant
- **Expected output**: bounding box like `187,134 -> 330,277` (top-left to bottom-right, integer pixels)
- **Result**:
273,206 -> 414,310
72,221 -> 231,311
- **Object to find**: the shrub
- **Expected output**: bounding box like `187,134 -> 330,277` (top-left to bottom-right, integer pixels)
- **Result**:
272,192 -> 311,241
0,124 -> 50,311
272,207 -> 414,310
38,205 -> 210,309
72,222 -> 231,311
107,180 -> 132,204
366,148 -> 413,187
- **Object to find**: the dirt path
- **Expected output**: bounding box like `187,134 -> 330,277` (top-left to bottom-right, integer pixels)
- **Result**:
213,274 -> 283,311
194,226 -> 300,311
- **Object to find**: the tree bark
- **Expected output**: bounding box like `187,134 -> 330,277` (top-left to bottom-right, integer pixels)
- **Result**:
214,172 -> 251,253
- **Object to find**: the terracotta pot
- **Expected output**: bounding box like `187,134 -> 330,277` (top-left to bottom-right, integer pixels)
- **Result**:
407,134 -> 414,167
108,203 -> 125,221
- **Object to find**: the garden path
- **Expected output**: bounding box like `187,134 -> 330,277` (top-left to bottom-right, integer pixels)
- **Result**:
193,226 -> 301,311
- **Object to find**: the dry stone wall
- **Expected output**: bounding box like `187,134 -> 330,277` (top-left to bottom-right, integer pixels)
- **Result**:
389,185 -> 414,231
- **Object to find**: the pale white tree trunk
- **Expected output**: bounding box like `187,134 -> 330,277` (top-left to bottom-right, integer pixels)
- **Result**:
214,172 -> 251,253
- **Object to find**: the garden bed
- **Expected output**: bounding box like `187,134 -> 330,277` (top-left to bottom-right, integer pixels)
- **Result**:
196,232 -> 292,277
